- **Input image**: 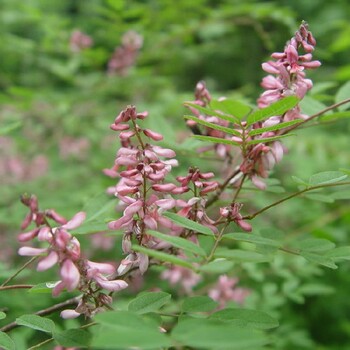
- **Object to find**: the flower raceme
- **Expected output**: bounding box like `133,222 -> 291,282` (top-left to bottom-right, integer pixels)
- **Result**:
17,197 -> 128,318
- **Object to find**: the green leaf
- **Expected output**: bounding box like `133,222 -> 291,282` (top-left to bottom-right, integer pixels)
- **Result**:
300,252 -> 337,269
171,318 -> 267,349
73,221 -> 110,235
0,332 -> 15,350
192,135 -> 241,146
320,111 -> 350,122
93,311 -> 171,349
245,133 -> 293,146
223,232 -> 282,248
146,230 -> 206,257
309,171 -> 348,186
210,308 -> 279,330
184,115 -> 241,136
291,238 -> 335,252
0,312 -> 6,320
300,96 -> 327,116
291,175 -> 309,186
28,282 -> 55,294
182,296 -> 218,313
163,212 -> 214,236
131,245 -> 196,270
185,102 -> 239,123
54,329 -> 92,348
326,246 -> 350,260
303,193 -> 334,203
82,192 -> 116,223
248,119 -> 302,136
128,291 -> 171,314
335,81 -> 350,111
246,96 -> 299,125
16,314 -> 55,333
214,248 -> 271,263
210,99 -> 252,119
331,190 -> 350,200
199,259 -> 234,273
0,121 -> 22,135
298,283 -> 334,296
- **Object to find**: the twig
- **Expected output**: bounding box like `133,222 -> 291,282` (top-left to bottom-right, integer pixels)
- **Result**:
0,284 -> 33,291
1,256 -> 37,287
243,181 -> 350,220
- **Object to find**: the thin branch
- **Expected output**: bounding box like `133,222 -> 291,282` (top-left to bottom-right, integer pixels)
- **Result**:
0,284 -> 33,291
206,222 -> 230,262
1,256 -> 37,287
243,181 -> 350,220
0,296 -> 80,333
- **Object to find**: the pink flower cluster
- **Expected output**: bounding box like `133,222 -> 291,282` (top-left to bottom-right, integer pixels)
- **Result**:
208,275 -> 250,309
17,195 -> 128,318
108,31 -> 143,76
69,30 -> 93,52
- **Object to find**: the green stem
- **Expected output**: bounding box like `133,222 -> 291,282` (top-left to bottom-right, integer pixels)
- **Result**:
243,181 -> 350,220
0,284 -> 33,291
206,222 -> 230,262
1,256 -> 37,287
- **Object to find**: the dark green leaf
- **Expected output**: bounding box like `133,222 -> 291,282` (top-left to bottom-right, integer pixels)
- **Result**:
146,230 -> 207,257
214,248 -> 271,263
54,329 -> 92,348
28,282 -> 56,294
131,245 -> 196,270
199,259 -> 234,273
16,314 -> 55,333
291,238 -> 335,252
163,212 -> 214,236
192,135 -> 241,146
128,291 -> 171,314
210,308 -> 279,329
184,115 -> 241,136
0,312 -> 6,320
171,318 -> 267,349
335,81 -> 350,111
182,296 -> 218,313
248,119 -> 302,136
0,332 -> 15,350
210,99 -> 251,119
246,96 -> 299,125
223,232 -> 282,248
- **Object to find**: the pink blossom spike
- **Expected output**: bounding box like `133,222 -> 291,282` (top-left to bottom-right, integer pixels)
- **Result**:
37,226 -> 52,242
60,309 -> 81,319
152,183 -> 177,192
87,261 -> 116,275
152,146 -> 176,158
60,259 -> 80,291
62,212 -> 86,230
95,276 -> 128,291
18,228 -> 40,242
37,251 -> 59,271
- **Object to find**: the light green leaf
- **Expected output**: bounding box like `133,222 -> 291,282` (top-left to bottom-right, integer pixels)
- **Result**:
171,318 -> 267,349
82,192 -> 116,223
0,332 -> 15,350
131,245 -> 196,270
331,190 -> 350,200
303,193 -> 334,203
0,121 -> 22,135
335,81 -> 350,111
223,233 -> 282,248
184,115 -> 241,136
300,96 -> 327,116
248,119 -> 302,136
309,171 -> 348,186
246,96 -> 299,125
199,259 -> 234,273
210,99 -> 251,119
93,311 -> 171,349
163,212 -> 214,236
182,296 -> 218,313
0,312 -> 6,320
210,308 -> 279,329
291,176 -> 309,186
16,314 -> 55,333
214,248 -> 271,263
192,135 -> 241,146
147,230 -> 207,257
326,246 -> 350,261
300,252 -> 338,269
320,111 -> 350,122
298,283 -> 334,296
291,238 -> 335,252
246,133 -> 293,146
128,291 -> 171,314
73,221 -> 110,235
184,102 -> 238,123
54,329 -> 92,348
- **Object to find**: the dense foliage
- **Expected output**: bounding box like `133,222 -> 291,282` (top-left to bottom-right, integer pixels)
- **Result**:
1,1 -> 350,349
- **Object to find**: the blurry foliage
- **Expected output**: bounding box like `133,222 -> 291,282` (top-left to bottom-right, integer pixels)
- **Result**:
1,0 -> 350,349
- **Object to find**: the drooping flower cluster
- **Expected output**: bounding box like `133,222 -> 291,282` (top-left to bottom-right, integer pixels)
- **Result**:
208,275 -> 250,309
69,30 -> 93,52
17,195 -> 128,318
108,31 -> 143,76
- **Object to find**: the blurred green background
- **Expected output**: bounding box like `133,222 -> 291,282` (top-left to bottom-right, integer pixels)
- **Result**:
1,0 -> 350,349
